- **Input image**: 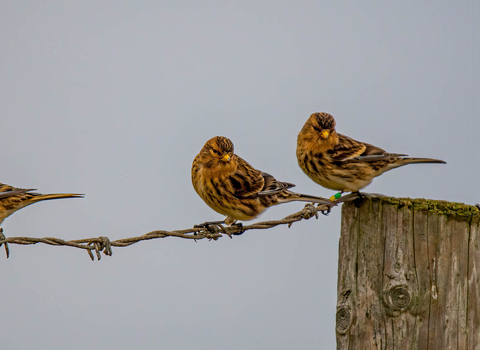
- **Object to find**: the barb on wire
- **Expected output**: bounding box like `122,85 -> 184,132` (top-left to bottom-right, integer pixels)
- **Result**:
0,194 -> 367,261
0,229 -> 10,258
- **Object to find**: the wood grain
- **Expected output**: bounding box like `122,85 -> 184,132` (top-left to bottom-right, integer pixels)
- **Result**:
336,197 -> 480,349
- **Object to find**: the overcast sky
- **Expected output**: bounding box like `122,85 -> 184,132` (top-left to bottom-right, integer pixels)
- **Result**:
0,1 -> 477,349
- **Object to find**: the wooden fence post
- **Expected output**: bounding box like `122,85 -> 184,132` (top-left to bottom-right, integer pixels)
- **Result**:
336,197 -> 480,349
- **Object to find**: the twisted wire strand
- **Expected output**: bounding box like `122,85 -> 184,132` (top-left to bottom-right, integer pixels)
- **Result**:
0,194 -> 369,261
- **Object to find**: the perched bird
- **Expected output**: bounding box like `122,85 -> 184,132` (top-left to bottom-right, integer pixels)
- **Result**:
0,182 -> 83,226
296,112 -> 446,195
192,136 -> 334,226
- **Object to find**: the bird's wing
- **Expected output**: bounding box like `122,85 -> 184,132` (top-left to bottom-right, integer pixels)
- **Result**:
327,134 -> 370,161
257,172 -> 295,197
229,157 -> 294,198
330,134 -> 406,162
0,183 -> 18,193
361,141 -> 388,156
0,183 -> 35,199
0,190 -> 30,199
229,156 -> 266,198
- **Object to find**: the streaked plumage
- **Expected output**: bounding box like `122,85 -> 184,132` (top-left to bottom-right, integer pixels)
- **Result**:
296,113 -> 446,193
192,136 -> 334,225
0,183 -> 83,226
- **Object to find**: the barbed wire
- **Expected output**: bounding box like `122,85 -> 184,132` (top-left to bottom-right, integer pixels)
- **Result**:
12,192 -> 474,261
7,193 -> 437,261
0,198 -> 354,261
3,193 -> 474,261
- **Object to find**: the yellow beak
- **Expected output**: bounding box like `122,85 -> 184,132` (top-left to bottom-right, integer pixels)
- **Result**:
222,154 -> 230,162
320,130 -> 330,139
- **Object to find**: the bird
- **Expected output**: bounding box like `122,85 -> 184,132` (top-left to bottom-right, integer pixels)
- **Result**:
192,136 -> 334,226
296,112 -> 446,196
0,182 -> 84,226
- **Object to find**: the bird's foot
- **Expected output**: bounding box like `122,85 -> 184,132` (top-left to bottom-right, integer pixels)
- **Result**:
194,220 -> 225,229
231,222 -> 245,236
317,203 -> 332,216
193,221 -> 227,238
352,192 -> 365,208
316,195 -> 338,215
356,192 -> 364,199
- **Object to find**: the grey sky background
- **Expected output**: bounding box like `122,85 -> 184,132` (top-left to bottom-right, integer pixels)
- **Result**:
0,1 -> 477,349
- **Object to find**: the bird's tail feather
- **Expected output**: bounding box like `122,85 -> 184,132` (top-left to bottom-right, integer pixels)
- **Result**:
380,157 -> 446,175
397,157 -> 446,165
386,157 -> 446,171
30,193 -> 84,202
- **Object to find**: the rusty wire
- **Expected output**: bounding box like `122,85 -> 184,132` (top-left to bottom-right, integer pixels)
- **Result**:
0,194 -> 369,261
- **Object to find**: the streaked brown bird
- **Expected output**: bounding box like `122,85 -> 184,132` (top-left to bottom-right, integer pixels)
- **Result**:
296,112 -> 446,195
0,182 -> 84,226
192,136 -> 334,226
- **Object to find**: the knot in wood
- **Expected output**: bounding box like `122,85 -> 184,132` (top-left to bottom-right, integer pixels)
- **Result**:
390,285 -> 411,308
383,284 -> 412,315
335,305 -> 352,334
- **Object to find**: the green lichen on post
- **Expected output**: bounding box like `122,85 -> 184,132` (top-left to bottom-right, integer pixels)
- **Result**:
367,196 -> 480,219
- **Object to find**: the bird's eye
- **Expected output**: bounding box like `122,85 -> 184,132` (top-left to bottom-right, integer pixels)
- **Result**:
212,149 -> 221,155
313,125 -> 323,134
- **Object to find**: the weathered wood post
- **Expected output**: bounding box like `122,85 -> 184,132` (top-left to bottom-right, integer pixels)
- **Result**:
336,197 -> 480,349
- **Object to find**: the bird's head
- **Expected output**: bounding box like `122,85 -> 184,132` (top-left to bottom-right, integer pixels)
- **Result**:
308,112 -> 336,140
204,136 -> 234,161
197,136 -> 236,171
297,112 -> 339,152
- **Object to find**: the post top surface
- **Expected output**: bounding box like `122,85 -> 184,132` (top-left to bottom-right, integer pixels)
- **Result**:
354,196 -> 480,218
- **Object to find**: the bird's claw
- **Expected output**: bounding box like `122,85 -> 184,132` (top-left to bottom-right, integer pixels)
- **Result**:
231,222 -> 245,236
315,202 -> 333,216
352,192 -> 365,207
193,221 -> 227,237
320,206 -> 331,216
